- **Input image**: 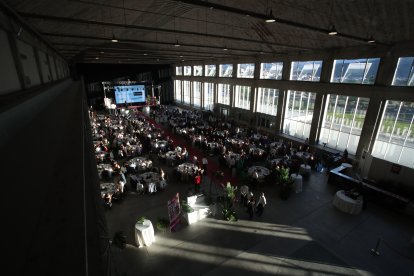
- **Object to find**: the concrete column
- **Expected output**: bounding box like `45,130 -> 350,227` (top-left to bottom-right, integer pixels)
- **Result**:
308,93 -> 326,144
320,56 -> 334,83
375,54 -> 398,86
356,97 -> 384,158
33,48 -> 44,84
274,89 -> 286,134
282,59 -> 291,81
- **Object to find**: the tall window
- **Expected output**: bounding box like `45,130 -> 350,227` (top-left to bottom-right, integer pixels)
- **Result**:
205,65 -> 216,77
193,81 -> 201,107
372,101 -> 414,168
283,90 -> 316,139
174,80 -> 181,102
219,64 -> 233,77
217,83 -> 231,105
193,65 -> 202,76
257,88 -> 279,116
234,85 -> 251,110
237,63 -> 255,78
392,57 -> 414,86
319,95 -> 369,154
184,66 -> 191,76
183,80 -> 191,105
290,61 -> 322,82
176,66 -> 183,76
204,82 -> 214,110
260,62 -> 283,80
331,58 -> 380,84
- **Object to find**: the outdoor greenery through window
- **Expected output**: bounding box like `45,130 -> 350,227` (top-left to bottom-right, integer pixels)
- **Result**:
205,65 -> 216,77
237,63 -> 255,78
331,58 -> 380,84
372,101 -> 414,168
319,95 -> 369,154
234,85 -> 251,110
290,60 -> 322,82
219,64 -> 233,77
174,80 -> 181,102
193,81 -> 201,107
204,82 -> 214,110
283,90 -> 316,139
260,62 -> 283,79
183,80 -> 191,105
217,83 -> 231,105
257,88 -> 279,116
184,66 -> 191,76
392,57 -> 414,86
193,65 -> 202,76
175,66 -> 182,76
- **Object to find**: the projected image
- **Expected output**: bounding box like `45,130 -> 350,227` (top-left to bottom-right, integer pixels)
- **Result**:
114,85 -> 146,104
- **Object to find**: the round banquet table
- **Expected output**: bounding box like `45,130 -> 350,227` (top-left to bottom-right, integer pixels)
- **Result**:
177,163 -> 198,176
128,157 -> 153,171
248,166 -> 270,181
135,219 -> 155,247
332,190 -> 363,215
299,164 -> 311,176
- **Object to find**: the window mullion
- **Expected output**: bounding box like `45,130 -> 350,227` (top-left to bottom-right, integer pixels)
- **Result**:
337,96 -> 349,148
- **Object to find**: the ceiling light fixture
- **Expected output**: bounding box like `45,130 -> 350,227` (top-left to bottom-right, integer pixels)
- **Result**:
143,53 -> 148,56
223,47 -> 228,51
111,34 -> 118,43
328,25 -> 338,36
100,51 -> 104,54
367,36 -> 376,44
174,40 -> 180,47
95,57 -> 99,60
265,9 -> 276,23
179,55 -> 183,58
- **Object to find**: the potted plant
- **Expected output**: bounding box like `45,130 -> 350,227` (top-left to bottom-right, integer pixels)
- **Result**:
220,182 -> 238,221
276,167 -> 295,200
181,200 -> 198,225
156,217 -> 169,233
137,216 -> 146,224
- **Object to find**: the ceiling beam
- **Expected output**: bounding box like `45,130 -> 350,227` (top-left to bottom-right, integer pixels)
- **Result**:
19,12 -> 313,51
170,0 -> 383,45
42,32 -> 279,55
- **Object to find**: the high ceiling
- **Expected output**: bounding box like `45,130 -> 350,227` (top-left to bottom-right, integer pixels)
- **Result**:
6,0 -> 414,64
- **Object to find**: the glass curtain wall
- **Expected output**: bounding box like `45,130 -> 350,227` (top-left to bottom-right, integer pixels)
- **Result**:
392,57 -> 414,86
219,64 -> 233,77
234,85 -> 251,110
193,81 -> 201,107
174,80 -> 181,102
319,95 -> 369,154
176,66 -> 182,76
331,58 -> 380,84
257,88 -> 279,116
204,82 -> 215,110
290,61 -> 322,82
183,80 -> 191,105
260,62 -> 283,79
283,90 -> 316,139
237,63 -> 255,78
205,65 -> 216,77
217,83 -> 231,105
372,100 -> 414,168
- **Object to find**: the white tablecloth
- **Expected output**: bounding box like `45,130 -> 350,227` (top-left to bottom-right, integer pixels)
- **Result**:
291,174 -> 303,193
135,219 -> 155,247
332,190 -> 363,215
248,166 -> 270,180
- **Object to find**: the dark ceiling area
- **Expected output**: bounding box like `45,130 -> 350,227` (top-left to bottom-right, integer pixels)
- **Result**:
5,0 -> 414,65
76,63 -> 170,82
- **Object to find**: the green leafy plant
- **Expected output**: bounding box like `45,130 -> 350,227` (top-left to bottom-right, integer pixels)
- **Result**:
220,182 -> 238,221
156,217 -> 169,232
137,216 -> 146,224
181,200 -> 195,213
276,167 -> 295,200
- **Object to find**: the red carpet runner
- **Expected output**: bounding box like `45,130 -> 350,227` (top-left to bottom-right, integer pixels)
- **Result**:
139,111 -> 239,189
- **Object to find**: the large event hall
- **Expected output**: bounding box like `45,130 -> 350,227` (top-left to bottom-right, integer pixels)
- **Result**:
1,0 -> 414,275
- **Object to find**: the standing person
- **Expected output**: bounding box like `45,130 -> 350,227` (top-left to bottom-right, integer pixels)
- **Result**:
202,157 -> 208,175
256,192 -> 267,217
247,196 -> 255,220
194,172 -> 202,194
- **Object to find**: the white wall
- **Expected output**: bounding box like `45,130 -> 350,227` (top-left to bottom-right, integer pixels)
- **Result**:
367,155 -> 414,188
38,50 -> 51,83
17,40 -> 41,87
0,29 -> 21,94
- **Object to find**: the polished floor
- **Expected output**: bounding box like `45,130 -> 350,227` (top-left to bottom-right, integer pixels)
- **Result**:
105,143 -> 414,276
